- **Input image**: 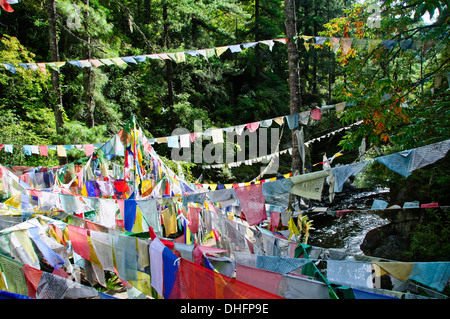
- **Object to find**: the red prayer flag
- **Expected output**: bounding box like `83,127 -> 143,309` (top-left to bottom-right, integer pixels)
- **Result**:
113,181 -> 129,193
236,263 -> 282,296
246,122 -> 260,132
169,259 -> 284,299
39,145 -> 48,157
84,144 -> 95,156
187,206 -> 201,233
23,264 -> 42,298
0,0 -> 14,12
234,183 -> 267,226
311,108 -> 322,120
421,202 -> 439,208
165,179 -> 170,195
270,211 -> 280,231
67,225 -> 90,260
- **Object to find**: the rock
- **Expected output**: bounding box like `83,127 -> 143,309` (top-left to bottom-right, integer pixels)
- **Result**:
372,235 -> 411,261
360,225 -> 411,261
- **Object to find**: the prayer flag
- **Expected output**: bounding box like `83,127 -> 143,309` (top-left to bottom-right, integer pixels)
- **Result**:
124,199 -> 138,232
67,225 -> 90,260
246,122 -> 260,132
0,0 -> 14,12
341,38 -> 353,55
311,108 -> 322,120
215,46 -> 228,56
39,145 -> 48,156
150,237 -> 166,297
56,145 -> 67,157
234,183 -> 267,226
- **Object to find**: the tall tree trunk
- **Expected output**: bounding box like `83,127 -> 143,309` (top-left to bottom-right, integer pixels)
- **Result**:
285,0 -> 302,175
144,0 -> 151,22
254,0 -> 261,82
46,0 -> 64,136
163,2 -> 175,126
84,68 -> 95,128
83,0 -> 95,128
312,6 -> 318,97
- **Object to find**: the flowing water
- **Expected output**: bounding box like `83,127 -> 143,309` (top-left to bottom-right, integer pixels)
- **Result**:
306,187 -> 391,255
308,211 -> 390,255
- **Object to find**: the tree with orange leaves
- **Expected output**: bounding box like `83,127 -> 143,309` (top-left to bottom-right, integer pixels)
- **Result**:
319,0 -> 449,152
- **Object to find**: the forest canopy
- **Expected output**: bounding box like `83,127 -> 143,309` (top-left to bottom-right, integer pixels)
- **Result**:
0,0 -> 448,195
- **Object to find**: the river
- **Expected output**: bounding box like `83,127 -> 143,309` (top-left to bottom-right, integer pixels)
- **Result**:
306,187 -> 391,255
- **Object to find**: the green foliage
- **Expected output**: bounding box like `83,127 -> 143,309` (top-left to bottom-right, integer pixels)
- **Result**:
0,0 -> 347,184
0,0 -> 447,266
404,209 -> 450,262
322,0 -> 450,151
0,35 -> 52,120
0,35 -> 60,167
0,109 -> 59,167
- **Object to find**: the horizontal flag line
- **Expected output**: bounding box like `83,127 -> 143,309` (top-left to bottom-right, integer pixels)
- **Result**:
1,35 -> 444,74
0,101 -> 347,157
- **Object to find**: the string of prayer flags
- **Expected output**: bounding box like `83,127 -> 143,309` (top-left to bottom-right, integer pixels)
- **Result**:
2,34 -> 446,77
1,186 -> 450,300
2,37 -> 288,74
202,121 -> 363,170
1,101 -> 350,158
144,101 -> 346,149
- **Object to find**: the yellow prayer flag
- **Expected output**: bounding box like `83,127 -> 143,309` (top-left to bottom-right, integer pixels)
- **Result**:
129,271 -> 154,297
215,46 -> 228,56
0,268 -> 6,291
87,236 -> 103,269
368,39 -> 381,53
56,145 -> 67,157
288,217 -> 300,236
161,208 -> 177,237
156,137 -> 168,144
4,193 -> 21,209
186,225 -> 192,245
175,52 -> 186,63
15,230 -> 38,264
141,180 -> 153,195
131,206 -> 144,234
81,183 -> 88,197
373,262 -> 414,282
273,117 -> 284,125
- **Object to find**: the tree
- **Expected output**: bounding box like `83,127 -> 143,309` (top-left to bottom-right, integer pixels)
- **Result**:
320,0 -> 450,207
56,0 -> 119,128
0,35 -> 59,167
285,0 -> 302,176
322,0 -> 450,151
46,0 -> 65,136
